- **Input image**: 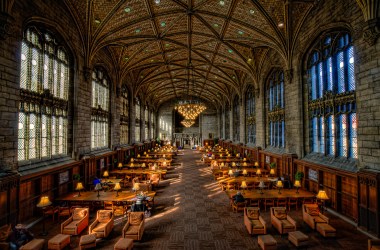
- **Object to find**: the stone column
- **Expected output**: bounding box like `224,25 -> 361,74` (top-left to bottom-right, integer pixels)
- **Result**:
222,106 -> 226,139
130,99 -> 136,143
239,96 -> 246,143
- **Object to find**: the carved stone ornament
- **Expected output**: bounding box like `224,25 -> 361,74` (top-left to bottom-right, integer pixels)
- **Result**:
363,19 -> 380,46
0,12 -> 14,40
284,69 -> 293,84
83,66 -> 92,81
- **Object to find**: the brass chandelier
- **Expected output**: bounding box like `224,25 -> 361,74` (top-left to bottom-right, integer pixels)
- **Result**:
175,62 -> 207,127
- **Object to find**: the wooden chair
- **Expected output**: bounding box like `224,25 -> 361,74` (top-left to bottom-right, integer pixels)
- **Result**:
113,201 -> 127,217
244,207 -> 267,235
43,206 -> 59,223
89,210 -> 114,238
232,200 -> 248,212
303,197 -> 314,204
249,198 -> 260,207
277,198 -> 287,207
58,206 -> 71,223
264,198 -> 275,211
104,201 -> 113,210
288,197 -> 298,211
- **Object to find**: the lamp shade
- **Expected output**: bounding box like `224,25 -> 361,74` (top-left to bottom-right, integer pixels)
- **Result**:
220,162 -> 225,167
228,169 -> 233,176
243,162 -> 247,166
277,180 -> 283,188
294,180 -> 301,188
242,169 -> 248,175
118,162 -> 123,168
142,163 -> 146,167
254,162 -> 259,167
131,158 -> 134,162
144,151 -> 147,155
316,190 -> 329,200
227,154 -> 231,157
163,154 -> 166,158
37,196 -> 52,208
232,162 -> 236,167
114,182 -> 121,191
243,158 -> 247,161
133,183 -> 140,191
269,168 -> 275,175
163,161 -> 167,167
76,182 -> 84,191
137,154 -> 140,158
103,171 -> 109,178
256,169 -> 261,175
220,154 -> 223,157
236,153 -> 239,157
94,183 -> 103,191
241,181 -> 247,189
258,181 -> 266,188
130,163 -> 134,167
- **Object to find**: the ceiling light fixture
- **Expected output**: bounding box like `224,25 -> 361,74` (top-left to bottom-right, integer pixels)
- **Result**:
154,0 -> 161,4
124,7 -> 131,13
278,22 -> 284,28
249,9 -> 255,15
219,0 -> 225,6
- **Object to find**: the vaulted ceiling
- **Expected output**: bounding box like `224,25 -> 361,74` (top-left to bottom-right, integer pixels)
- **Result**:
64,0 -> 317,108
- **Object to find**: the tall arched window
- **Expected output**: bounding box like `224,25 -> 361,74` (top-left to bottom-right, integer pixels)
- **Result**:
246,86 -> 256,145
308,32 -> 357,158
120,86 -> 129,144
233,96 -> 240,141
266,70 -> 285,148
135,98 -> 141,142
18,27 -> 70,161
91,68 -> 110,149
150,110 -> 155,139
144,107 -> 149,140
225,104 -> 230,140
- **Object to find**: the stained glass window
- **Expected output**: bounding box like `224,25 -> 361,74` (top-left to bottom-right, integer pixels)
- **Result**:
225,105 -> 230,140
135,98 -> 141,142
266,70 -> 285,148
120,87 -> 129,144
150,110 -> 155,139
233,96 -> 240,141
245,86 -> 256,145
91,68 -> 109,149
18,27 -> 69,161
308,32 -> 356,158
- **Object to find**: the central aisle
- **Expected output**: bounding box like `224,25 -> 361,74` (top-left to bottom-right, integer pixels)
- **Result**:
133,149 -> 256,250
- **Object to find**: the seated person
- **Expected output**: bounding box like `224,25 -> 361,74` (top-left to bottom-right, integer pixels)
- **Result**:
8,224 -> 34,250
131,193 -> 148,212
232,192 -> 245,204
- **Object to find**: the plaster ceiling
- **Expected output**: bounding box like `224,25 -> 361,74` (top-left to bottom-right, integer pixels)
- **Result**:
64,0 -> 316,108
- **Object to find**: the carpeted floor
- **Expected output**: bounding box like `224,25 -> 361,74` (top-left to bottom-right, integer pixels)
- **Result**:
30,149 -> 370,249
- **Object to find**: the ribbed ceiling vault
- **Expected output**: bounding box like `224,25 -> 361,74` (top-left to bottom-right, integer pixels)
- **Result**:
64,0 -> 317,108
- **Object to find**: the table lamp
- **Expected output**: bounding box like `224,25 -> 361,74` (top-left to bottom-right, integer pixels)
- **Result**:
95,183 -> 102,197
258,181 -> 266,194
144,151 -> 147,155
240,181 -> 247,194
37,196 -> 52,236
75,182 -> 84,197
236,153 -> 239,157
220,162 -> 225,167
131,158 -> 134,162
163,154 -> 166,158
227,154 -> 231,157
294,180 -> 301,194
118,162 -> 123,169
277,180 -> 283,194
133,183 -> 140,193
243,162 -> 247,167
243,158 -> 246,161
242,169 -> 248,177
220,153 -> 223,157
256,168 -> 261,177
163,161 -> 167,167
232,162 -> 236,167
269,168 -> 275,176
228,169 -> 233,177
316,190 -> 329,213
137,154 -> 140,158
114,182 -> 121,197
142,163 -> 146,168
103,171 -> 109,181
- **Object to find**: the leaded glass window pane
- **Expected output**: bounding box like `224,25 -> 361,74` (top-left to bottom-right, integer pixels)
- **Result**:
307,32 -> 356,159
18,27 -> 69,162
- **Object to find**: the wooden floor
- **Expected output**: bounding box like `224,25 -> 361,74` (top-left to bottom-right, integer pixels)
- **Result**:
29,149 -> 370,249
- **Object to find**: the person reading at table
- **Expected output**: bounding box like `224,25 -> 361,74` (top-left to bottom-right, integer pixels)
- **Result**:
232,191 -> 245,204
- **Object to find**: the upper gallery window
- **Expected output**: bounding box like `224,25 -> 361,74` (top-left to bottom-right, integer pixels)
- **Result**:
18,27 -> 70,161
120,86 -> 129,144
233,96 -> 240,141
267,70 -> 285,148
308,32 -> 356,158
91,68 -> 110,149
245,86 -> 256,145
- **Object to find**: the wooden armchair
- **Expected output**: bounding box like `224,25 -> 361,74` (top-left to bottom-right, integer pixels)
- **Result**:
122,212 -> 145,241
368,239 -> 380,250
244,207 -> 267,235
149,174 -> 160,190
61,208 -> 89,235
270,207 -> 296,234
302,204 -> 329,230
57,207 -> 71,222
89,210 -> 114,238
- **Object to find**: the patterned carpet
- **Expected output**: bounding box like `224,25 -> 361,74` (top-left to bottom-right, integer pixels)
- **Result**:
32,149 -> 369,249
